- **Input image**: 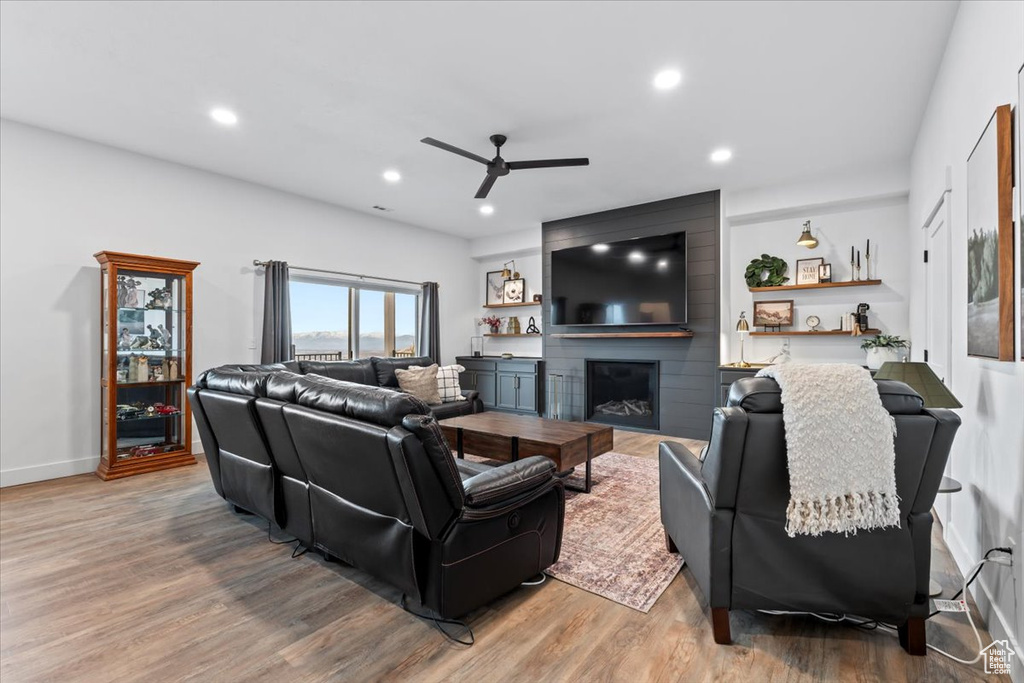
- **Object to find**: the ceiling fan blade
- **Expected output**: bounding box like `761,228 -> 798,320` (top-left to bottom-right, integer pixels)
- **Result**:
420,137 -> 491,165
507,158 -> 590,170
475,173 -> 498,199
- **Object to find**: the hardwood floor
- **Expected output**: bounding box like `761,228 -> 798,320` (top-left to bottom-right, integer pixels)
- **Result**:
0,430 -> 1006,682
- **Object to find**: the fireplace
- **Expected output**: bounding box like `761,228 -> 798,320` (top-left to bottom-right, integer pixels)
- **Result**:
585,360 -> 659,430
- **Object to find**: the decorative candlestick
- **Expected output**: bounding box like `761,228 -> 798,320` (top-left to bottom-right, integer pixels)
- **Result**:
855,249 -> 861,281
865,239 -> 871,280
850,246 -> 856,282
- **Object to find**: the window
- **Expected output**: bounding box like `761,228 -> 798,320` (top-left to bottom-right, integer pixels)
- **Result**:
288,276 -> 418,360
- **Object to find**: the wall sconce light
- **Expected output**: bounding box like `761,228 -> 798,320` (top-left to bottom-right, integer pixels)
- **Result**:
501,260 -> 520,279
796,220 -> 819,249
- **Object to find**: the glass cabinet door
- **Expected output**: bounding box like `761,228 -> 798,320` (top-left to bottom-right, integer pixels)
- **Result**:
112,269 -> 187,461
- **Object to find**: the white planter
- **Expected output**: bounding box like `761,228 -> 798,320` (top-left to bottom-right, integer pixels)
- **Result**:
865,347 -> 901,370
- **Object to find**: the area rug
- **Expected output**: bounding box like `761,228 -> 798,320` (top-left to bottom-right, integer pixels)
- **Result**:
547,451 -> 685,613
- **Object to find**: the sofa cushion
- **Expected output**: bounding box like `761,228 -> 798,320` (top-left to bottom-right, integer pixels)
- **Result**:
264,371 -> 306,402
396,364 -> 442,404
199,369 -> 269,397
372,356 -> 435,388
436,364 -> 467,403
298,358 -> 377,385
297,373 -> 429,428
427,399 -> 477,421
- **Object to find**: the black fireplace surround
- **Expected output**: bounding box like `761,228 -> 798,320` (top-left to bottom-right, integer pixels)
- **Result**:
585,359 -> 659,430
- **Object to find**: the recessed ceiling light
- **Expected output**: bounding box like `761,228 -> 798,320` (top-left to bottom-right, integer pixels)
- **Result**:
629,251 -> 646,263
382,169 -> 401,183
657,259 -> 669,269
479,204 -> 495,215
653,69 -> 682,90
209,108 -> 238,126
710,148 -> 732,163
592,243 -> 610,253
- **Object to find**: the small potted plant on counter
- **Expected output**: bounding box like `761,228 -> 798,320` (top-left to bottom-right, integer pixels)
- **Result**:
861,334 -> 909,369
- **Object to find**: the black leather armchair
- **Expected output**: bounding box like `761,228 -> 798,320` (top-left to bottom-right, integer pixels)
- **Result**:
660,377 -> 960,655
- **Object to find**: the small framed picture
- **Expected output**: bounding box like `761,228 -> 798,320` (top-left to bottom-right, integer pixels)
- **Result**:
485,271 -> 505,306
502,278 -> 525,304
818,263 -> 832,283
795,258 -> 824,286
753,299 -> 794,328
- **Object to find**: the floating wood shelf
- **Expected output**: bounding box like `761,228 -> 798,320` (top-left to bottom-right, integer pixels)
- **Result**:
750,329 -> 880,337
749,279 -> 882,293
551,331 -> 694,339
483,333 -> 542,337
482,301 -> 541,309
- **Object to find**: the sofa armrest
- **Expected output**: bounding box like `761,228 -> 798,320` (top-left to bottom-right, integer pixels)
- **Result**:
659,441 -> 732,608
461,389 -> 483,413
700,407 -> 748,509
462,456 -> 556,507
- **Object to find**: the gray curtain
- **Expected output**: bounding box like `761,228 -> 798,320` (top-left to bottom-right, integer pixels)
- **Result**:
260,260 -> 293,363
417,281 -> 440,364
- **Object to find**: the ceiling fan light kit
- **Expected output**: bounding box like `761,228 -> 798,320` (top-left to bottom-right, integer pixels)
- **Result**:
420,134 -> 589,199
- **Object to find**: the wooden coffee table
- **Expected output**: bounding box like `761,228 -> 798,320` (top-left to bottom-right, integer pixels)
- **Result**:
438,413 -> 613,493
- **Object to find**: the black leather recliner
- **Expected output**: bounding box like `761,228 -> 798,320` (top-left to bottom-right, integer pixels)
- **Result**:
209,357 -> 484,420
188,368 -> 563,618
660,377 -> 960,655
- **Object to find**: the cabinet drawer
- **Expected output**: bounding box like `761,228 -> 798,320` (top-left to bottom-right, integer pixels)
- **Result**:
495,360 -> 537,374
458,359 -> 496,372
719,369 -> 759,385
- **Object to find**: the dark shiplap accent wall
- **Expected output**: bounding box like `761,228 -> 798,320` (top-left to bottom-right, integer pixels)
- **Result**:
541,191 -> 721,440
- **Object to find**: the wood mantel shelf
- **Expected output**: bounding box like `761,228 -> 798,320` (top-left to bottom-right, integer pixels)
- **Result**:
749,279 -> 882,293
750,328 -> 880,337
550,331 -> 694,339
482,301 -> 541,309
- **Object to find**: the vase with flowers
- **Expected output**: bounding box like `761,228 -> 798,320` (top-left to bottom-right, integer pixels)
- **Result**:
480,315 -> 503,335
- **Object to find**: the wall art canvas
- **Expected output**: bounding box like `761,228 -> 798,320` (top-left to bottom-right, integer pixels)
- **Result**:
1018,65 -> 1023,358
753,300 -> 794,327
485,270 -> 505,306
966,104 -> 1015,360
795,257 -> 823,286
502,278 -> 525,304
117,308 -> 145,335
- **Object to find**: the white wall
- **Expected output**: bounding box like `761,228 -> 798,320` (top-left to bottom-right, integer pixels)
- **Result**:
907,0 -> 1024,665
0,120 -> 478,486
725,197 -> 911,365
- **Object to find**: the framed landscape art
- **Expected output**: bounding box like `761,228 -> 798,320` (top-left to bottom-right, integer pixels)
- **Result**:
966,104 -> 1014,361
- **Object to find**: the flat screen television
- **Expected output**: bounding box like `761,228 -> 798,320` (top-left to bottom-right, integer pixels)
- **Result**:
550,231 -> 687,326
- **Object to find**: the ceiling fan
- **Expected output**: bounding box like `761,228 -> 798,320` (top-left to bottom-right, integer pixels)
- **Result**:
420,134 -> 589,199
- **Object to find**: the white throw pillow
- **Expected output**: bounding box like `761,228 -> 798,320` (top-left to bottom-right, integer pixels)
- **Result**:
413,364 -> 466,403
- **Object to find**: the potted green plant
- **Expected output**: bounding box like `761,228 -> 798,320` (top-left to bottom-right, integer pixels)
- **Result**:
860,334 -> 909,369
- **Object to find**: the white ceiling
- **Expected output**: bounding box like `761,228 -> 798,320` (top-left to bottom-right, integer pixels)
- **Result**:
0,1 -> 958,238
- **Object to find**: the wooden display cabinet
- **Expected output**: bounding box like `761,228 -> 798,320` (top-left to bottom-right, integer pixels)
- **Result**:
95,251 -> 200,480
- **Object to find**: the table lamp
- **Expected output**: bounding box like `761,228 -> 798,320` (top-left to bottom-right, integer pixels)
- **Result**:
874,361 -> 962,408
735,311 -> 751,368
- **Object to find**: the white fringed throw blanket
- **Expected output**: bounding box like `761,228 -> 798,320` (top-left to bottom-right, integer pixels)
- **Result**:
756,363 -> 900,537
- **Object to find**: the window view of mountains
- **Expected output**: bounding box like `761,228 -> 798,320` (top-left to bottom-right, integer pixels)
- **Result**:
292,330 -> 415,356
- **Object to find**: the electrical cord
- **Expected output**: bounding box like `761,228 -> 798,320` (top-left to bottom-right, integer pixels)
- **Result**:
756,547 -> 1014,667
400,595 -> 475,646
521,573 -> 547,586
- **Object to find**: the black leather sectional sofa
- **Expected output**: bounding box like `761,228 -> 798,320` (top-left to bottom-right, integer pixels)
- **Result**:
219,355 -> 484,419
188,361 -> 564,619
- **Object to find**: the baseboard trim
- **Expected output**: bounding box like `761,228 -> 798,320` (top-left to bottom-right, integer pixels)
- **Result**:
0,456 -> 98,488
947,521 -> 1021,678
1,441 -> 205,488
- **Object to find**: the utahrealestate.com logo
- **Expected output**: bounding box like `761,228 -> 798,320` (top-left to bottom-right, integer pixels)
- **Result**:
980,640 -> 1016,675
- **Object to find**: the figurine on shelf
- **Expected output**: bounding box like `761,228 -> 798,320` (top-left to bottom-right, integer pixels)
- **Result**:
525,316 -> 541,334
118,327 -> 132,350
146,287 -> 172,309
157,324 -> 171,347
151,364 -> 165,381
117,276 -> 142,308
167,358 -> 179,380
134,355 -> 149,381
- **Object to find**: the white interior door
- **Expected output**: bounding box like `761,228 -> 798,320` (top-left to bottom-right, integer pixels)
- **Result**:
923,191 -> 953,526
924,192 -> 952,388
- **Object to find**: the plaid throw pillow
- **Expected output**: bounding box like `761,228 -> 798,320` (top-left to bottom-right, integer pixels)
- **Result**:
437,364 -> 466,403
